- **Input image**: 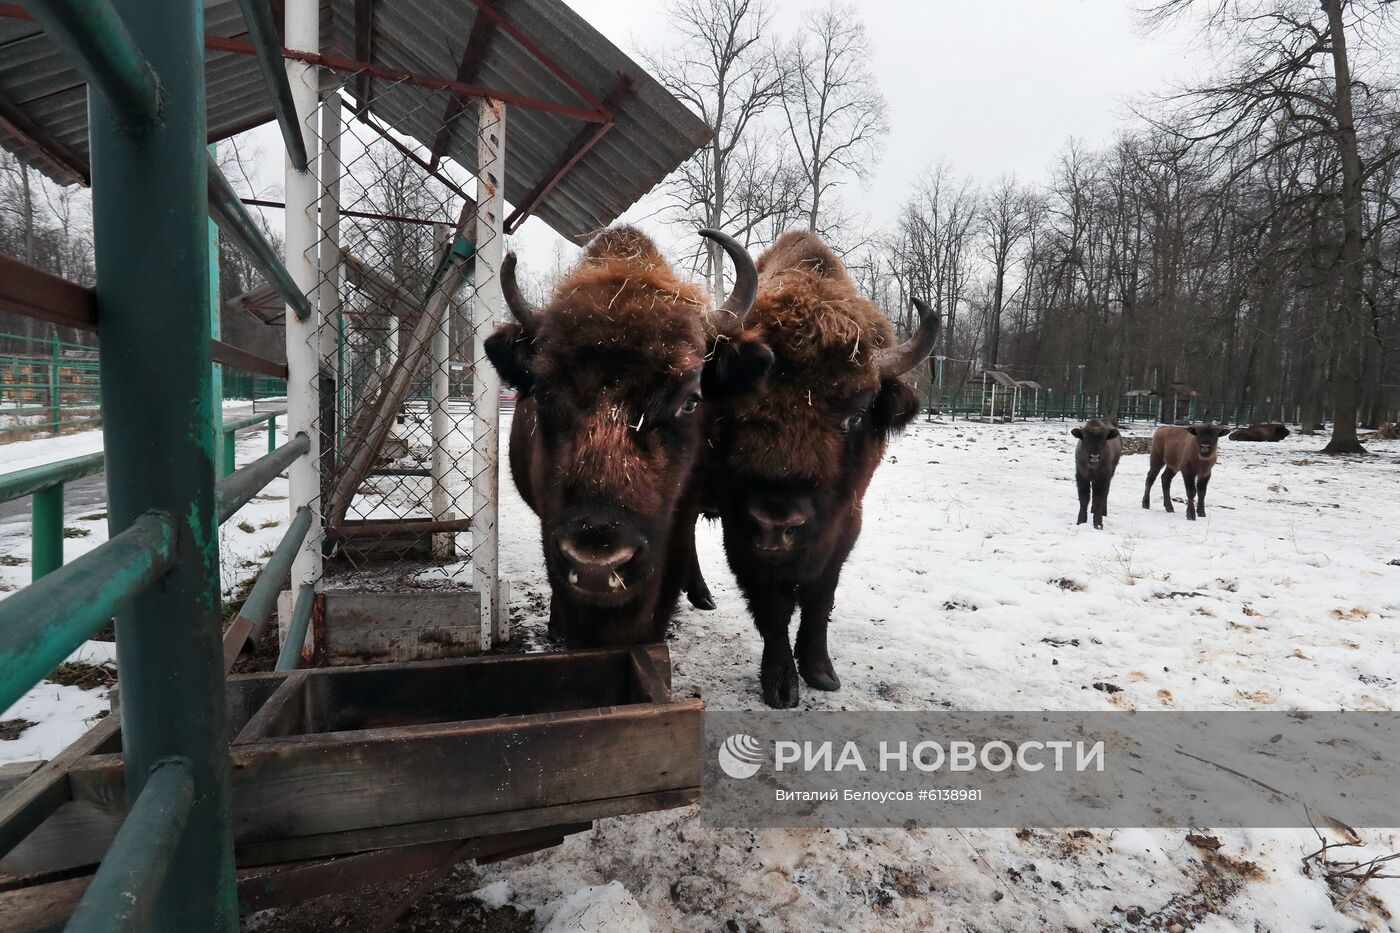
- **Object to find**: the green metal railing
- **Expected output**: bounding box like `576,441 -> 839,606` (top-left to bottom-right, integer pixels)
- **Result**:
0,0 -> 315,926
0,332 -> 102,437
0,410 -> 285,581
923,385 -> 1282,427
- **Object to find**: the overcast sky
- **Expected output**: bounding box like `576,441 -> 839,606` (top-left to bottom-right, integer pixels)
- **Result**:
238,1 -> 1213,269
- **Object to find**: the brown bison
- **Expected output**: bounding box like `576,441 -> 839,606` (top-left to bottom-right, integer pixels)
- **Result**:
483,226 -> 772,646
1142,423 -> 1229,521
1229,423 -> 1290,441
700,231 -> 940,708
1072,419 -> 1122,529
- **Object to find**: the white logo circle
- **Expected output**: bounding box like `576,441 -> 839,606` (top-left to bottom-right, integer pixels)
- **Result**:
718,733 -> 764,779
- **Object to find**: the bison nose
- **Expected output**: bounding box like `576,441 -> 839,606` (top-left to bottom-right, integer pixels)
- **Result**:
748,504 -> 808,553
557,527 -> 640,595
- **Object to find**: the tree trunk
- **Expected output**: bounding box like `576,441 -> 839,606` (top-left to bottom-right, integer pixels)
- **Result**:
1321,0 -> 1366,454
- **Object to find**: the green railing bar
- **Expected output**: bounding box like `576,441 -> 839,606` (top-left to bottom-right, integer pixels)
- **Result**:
222,429 -> 237,477
220,408 -> 286,433
65,756 -> 194,933
0,511 -> 174,714
231,0 -> 309,172
31,484 -> 63,582
21,0 -> 162,130
0,451 -> 105,503
222,506 -> 313,669
275,583 -> 316,671
267,414 -> 277,453
216,432 -> 309,524
207,159 -> 312,323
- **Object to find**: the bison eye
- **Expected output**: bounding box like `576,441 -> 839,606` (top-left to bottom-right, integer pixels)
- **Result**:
679,393 -> 702,415
843,411 -> 864,433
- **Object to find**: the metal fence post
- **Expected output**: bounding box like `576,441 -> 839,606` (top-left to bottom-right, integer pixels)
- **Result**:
268,414 -> 277,453
31,483 -> 62,581
223,428 -> 236,476
473,98 -> 506,645
84,0 -> 237,926
49,333 -> 60,432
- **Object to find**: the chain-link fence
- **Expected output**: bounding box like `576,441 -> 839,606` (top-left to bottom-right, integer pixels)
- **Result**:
296,77 -> 503,611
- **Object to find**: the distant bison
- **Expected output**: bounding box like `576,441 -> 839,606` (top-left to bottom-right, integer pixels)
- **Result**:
1072,419 -> 1121,529
1142,424 -> 1229,521
1229,423 -> 1290,442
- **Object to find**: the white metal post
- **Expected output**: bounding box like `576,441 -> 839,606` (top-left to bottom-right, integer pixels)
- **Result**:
431,223 -> 455,557
285,0 -> 322,598
318,92 -> 343,436
472,99 -> 505,644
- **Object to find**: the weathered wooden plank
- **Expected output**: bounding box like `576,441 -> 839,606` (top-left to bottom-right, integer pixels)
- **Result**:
70,701 -> 703,843
316,589 -> 482,665
630,647 -> 670,703
234,671 -> 309,744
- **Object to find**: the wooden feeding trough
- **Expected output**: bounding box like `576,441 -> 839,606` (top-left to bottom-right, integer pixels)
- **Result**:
2,646 -> 700,913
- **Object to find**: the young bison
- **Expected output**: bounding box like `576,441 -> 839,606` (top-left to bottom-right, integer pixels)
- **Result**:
1142,424 -> 1229,521
1228,423 -> 1290,442
1072,419 -> 1121,529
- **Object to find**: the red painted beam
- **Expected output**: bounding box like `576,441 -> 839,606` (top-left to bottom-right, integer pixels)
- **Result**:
356,110 -> 476,207
0,89 -> 87,186
503,74 -> 631,233
428,1 -> 499,170
211,340 -> 288,379
466,0 -> 609,117
0,254 -> 97,330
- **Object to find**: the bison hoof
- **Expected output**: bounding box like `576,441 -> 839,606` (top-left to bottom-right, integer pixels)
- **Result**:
761,664 -> 801,709
1141,500 -> 1150,510
1187,513 -> 1196,521
1163,504 -> 1174,513
1093,520 -> 1104,530
798,657 -> 841,692
687,587 -> 716,611
1076,514 -> 1087,525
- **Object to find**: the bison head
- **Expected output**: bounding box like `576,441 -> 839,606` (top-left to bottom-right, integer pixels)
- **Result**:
1186,423 -> 1228,458
706,231 -> 940,574
1072,419 -> 1120,467
484,227 -> 768,637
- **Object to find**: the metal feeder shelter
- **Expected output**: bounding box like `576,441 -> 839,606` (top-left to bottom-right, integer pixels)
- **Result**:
0,0 -> 711,929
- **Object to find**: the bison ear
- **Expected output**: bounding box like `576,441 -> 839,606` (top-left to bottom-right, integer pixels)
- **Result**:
1186,426 -> 1199,436
1071,427 -> 1083,439
703,333 -> 773,399
483,322 -> 534,393
1106,428 -> 1120,440
872,378 -> 920,433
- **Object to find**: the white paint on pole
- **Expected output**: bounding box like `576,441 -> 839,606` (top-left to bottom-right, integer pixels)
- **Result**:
317,94 -> 343,382
431,223 -> 455,557
472,100 -> 505,645
284,0 -> 322,600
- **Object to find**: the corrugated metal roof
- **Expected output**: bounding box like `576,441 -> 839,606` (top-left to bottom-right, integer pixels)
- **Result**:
0,0 -> 710,241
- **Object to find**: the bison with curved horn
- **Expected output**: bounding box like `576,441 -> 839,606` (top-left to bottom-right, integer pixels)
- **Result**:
700,230 -> 941,707
483,226 -> 771,646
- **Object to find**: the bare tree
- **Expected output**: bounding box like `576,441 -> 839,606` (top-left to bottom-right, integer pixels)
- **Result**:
780,2 -> 888,232
645,0 -> 789,299
1143,0 -> 1400,452
980,175 -> 1033,367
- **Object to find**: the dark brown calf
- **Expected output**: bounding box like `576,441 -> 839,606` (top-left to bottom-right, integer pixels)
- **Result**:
1072,419 -> 1121,529
1228,423 -> 1290,441
1142,424 -> 1229,521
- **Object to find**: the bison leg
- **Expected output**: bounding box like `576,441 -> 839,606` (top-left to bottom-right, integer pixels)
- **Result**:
1092,477 -> 1109,530
745,584 -> 800,709
795,572 -> 842,692
1076,475 -> 1091,525
680,518 -> 715,611
547,596 -> 566,643
1182,473 -> 1197,520
1196,475 -> 1210,517
1143,460 -> 1162,509
1160,467 -> 1176,512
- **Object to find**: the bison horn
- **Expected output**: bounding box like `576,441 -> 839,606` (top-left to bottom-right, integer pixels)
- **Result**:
501,252 -> 539,326
877,297 -> 942,378
699,228 -> 758,327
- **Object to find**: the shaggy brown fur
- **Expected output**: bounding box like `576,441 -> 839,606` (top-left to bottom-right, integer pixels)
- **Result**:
485,227 -> 719,647
1143,423 -> 1229,521
1228,423 -> 1290,442
702,230 -> 925,708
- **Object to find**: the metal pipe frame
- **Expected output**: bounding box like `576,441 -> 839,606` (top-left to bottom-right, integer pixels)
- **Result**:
274,582 -> 316,671
233,0 -> 309,172
216,431 -> 310,524
0,511 -> 174,715
65,757 -> 195,933
20,0 -> 161,130
222,505 -> 313,669
85,0 -> 238,922
207,156 -> 313,323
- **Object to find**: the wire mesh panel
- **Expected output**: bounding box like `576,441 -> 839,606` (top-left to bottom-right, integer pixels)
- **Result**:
299,77 -> 505,637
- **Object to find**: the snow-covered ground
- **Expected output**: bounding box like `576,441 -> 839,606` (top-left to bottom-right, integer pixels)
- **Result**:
473,417 -> 1400,932
5,414 -> 1400,930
